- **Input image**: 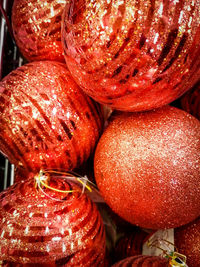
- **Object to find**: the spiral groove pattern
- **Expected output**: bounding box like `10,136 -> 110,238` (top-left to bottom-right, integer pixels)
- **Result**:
0,177 -> 106,265
12,0 -> 67,62
0,61 -> 103,174
114,230 -> 148,261
112,255 -> 168,266
62,0 -> 200,111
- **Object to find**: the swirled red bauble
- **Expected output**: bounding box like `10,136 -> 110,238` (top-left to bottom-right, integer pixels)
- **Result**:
62,0 -> 200,111
0,61 -> 103,175
12,0 -> 66,62
0,175 -> 106,265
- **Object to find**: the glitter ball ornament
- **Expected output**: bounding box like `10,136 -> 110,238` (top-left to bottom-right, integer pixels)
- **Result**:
0,61 -> 103,175
0,174 -> 106,265
94,106 -> 200,229
175,217 -> 200,267
180,80 -> 200,120
12,0 -> 67,62
62,0 -> 200,111
112,255 -> 169,267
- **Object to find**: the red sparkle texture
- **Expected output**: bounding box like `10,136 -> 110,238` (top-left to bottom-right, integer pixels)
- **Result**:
94,106 -> 200,229
0,61 -> 103,175
62,0 -> 200,111
12,0 -> 67,62
175,216 -> 200,267
0,175 -> 106,265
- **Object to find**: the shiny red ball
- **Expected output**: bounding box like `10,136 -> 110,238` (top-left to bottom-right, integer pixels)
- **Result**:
180,81 -> 200,120
175,216 -> 200,267
62,0 -> 200,111
12,0 -> 66,62
0,175 -> 106,265
94,106 -> 200,229
0,61 -> 103,175
112,255 -> 168,266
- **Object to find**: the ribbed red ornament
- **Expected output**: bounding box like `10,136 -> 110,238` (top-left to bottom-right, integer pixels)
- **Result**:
175,217 -> 200,267
0,175 -> 106,266
62,0 -> 200,111
112,255 -> 168,266
94,106 -> 200,229
180,80 -> 200,120
114,229 -> 148,261
0,61 -> 103,175
12,0 -> 66,62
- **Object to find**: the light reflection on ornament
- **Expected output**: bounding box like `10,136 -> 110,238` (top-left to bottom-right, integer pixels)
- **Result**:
12,0 -> 67,62
62,0 -> 200,111
0,61 -> 104,175
0,174 -> 106,265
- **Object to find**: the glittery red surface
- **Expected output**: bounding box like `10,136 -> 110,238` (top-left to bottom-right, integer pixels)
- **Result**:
112,255 -> 169,266
0,61 -> 103,175
94,106 -> 200,229
62,0 -> 200,111
0,175 -> 106,265
175,216 -> 200,267
12,0 -> 67,62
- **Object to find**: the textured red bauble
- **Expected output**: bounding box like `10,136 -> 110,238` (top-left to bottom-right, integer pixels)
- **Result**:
94,106 -> 200,229
0,61 -> 103,175
114,229 -> 148,262
62,0 -> 200,111
0,175 -> 106,265
175,217 -> 200,267
112,255 -> 168,266
180,80 -> 200,120
12,0 -> 67,62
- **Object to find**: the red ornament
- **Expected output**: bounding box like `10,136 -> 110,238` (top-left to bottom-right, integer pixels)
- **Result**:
112,255 -> 168,266
62,0 -> 200,111
94,106 -> 200,229
0,61 -> 103,175
180,80 -> 200,120
114,229 -> 148,261
12,0 -> 67,62
0,173 -> 106,265
175,216 -> 200,267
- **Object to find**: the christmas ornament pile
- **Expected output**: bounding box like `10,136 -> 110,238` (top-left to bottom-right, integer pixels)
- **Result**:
0,0 -> 200,264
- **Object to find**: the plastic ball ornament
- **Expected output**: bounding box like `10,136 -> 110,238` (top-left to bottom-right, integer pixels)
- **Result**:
0,61 -> 103,175
180,80 -> 200,120
112,255 -> 169,266
12,0 -> 67,62
94,106 -> 200,229
175,216 -> 200,267
62,0 -> 200,111
0,173 -> 106,265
